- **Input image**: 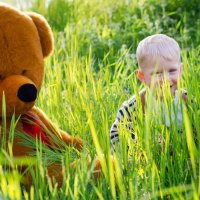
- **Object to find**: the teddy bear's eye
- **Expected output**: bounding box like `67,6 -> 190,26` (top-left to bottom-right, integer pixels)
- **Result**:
21,70 -> 27,75
0,75 -> 5,80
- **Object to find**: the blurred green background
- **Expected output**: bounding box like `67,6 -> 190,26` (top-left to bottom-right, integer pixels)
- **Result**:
3,0 -> 200,71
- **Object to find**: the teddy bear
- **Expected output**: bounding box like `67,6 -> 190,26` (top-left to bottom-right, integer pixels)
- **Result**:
0,3 -> 83,187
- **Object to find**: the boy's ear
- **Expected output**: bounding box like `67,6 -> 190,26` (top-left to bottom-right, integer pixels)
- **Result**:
136,70 -> 144,82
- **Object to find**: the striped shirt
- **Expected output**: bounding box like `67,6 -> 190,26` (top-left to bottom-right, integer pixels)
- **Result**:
110,89 -> 188,149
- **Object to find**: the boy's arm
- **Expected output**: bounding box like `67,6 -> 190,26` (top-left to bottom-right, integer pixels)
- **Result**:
110,119 -> 120,149
110,97 -> 137,150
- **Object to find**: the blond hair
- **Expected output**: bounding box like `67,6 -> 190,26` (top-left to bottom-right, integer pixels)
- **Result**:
136,34 -> 181,67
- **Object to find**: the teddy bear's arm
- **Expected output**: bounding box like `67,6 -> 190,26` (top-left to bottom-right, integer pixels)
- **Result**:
29,106 -> 83,149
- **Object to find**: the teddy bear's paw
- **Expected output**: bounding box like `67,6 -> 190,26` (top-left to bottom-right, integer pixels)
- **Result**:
71,137 -> 83,150
93,158 -> 102,178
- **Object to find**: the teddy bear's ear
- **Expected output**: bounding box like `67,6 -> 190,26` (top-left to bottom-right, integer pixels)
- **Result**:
27,12 -> 54,58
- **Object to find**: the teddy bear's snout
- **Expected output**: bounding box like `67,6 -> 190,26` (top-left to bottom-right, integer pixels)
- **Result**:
17,83 -> 37,102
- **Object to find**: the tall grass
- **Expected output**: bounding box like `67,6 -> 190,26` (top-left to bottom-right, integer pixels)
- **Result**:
0,0 -> 200,199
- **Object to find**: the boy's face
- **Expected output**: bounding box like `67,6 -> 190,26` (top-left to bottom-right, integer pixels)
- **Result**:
137,56 -> 182,95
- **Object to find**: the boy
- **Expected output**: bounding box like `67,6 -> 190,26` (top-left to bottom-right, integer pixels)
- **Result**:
110,34 -> 187,149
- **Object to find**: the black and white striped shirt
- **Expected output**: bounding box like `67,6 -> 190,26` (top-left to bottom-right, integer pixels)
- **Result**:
110,89 -> 188,149
110,93 -> 138,149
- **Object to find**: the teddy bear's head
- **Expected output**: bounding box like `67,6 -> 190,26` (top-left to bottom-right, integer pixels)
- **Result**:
0,3 -> 54,117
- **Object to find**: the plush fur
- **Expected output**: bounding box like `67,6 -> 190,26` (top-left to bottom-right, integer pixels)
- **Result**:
0,3 -> 83,187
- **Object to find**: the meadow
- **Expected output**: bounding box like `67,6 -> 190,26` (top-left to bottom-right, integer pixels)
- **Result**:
0,0 -> 200,199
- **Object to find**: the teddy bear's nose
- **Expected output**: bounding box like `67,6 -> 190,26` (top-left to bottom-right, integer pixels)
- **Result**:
17,84 -> 37,102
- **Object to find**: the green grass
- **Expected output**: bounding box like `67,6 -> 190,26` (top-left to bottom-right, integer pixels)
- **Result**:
0,0 -> 200,199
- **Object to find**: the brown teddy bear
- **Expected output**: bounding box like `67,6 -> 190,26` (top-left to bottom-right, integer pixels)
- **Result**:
0,3 -> 83,187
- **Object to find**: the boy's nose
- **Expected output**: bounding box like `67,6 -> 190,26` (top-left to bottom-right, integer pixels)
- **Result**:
159,72 -> 170,81
160,74 -> 172,87
166,72 -> 170,79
